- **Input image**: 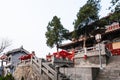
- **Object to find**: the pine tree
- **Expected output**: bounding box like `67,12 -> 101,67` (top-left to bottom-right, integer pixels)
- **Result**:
45,16 -> 69,51
73,0 -> 100,38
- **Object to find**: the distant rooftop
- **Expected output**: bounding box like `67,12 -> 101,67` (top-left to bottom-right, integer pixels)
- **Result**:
6,46 -> 29,56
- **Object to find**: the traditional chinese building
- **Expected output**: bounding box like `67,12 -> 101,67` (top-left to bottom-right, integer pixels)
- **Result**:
4,46 -> 29,75
58,21 -> 120,68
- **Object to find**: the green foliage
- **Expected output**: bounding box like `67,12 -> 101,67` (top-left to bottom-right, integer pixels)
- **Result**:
72,0 -> 119,39
109,11 -> 120,22
109,0 -> 120,12
111,0 -> 119,6
96,0 -> 120,27
0,73 -> 15,80
73,0 -> 100,38
0,76 -> 4,80
108,0 -> 120,22
45,16 -> 69,49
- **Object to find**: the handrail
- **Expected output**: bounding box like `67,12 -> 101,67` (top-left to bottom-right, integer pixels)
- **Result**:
42,67 -> 55,80
42,63 -> 57,75
32,59 -> 40,68
31,64 -> 42,77
31,57 -> 57,80
17,56 -> 68,80
76,44 -> 105,55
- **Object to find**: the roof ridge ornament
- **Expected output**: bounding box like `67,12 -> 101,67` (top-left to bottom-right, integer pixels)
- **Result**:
20,45 -> 23,49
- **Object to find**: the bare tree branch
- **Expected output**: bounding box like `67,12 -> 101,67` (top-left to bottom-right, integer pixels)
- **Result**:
0,39 -> 11,53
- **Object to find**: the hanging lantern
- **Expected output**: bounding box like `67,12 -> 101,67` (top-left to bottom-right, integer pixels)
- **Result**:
95,34 -> 101,43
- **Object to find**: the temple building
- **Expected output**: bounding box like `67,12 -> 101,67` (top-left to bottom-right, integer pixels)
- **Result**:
0,46 -> 29,75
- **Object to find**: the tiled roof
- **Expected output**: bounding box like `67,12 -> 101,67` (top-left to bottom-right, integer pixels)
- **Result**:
6,46 -> 29,56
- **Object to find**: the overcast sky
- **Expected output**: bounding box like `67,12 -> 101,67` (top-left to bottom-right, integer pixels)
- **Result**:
0,0 -> 111,58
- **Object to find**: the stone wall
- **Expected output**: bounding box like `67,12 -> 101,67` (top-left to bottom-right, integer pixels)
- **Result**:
74,43 -> 107,68
92,68 -> 100,80
60,67 -> 93,80
75,55 -> 107,67
13,64 -> 42,80
95,56 -> 120,80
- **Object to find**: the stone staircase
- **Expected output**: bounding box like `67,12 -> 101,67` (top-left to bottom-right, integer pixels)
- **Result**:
23,56 -> 70,80
95,56 -> 120,80
30,57 -> 56,80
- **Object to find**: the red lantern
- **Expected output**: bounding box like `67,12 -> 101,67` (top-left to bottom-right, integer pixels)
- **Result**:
84,55 -> 87,60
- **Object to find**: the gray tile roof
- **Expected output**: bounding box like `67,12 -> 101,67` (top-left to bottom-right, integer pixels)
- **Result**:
6,46 -> 29,56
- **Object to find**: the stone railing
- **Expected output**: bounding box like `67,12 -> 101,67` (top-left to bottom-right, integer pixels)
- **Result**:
31,56 -> 57,80
74,43 -> 108,68
17,55 -> 70,80
75,43 -> 106,57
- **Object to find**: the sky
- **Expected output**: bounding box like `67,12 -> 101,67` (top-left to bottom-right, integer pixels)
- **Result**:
0,0 -> 111,58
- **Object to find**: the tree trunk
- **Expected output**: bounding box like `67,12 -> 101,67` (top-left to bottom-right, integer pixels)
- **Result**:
56,43 -> 59,52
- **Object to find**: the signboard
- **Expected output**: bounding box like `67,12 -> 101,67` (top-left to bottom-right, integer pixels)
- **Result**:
112,42 -> 120,49
105,22 -> 120,32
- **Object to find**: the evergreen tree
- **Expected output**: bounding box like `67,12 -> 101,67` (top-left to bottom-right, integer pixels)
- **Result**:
109,0 -> 120,13
45,16 -> 69,51
73,0 -> 101,38
106,0 -> 120,23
